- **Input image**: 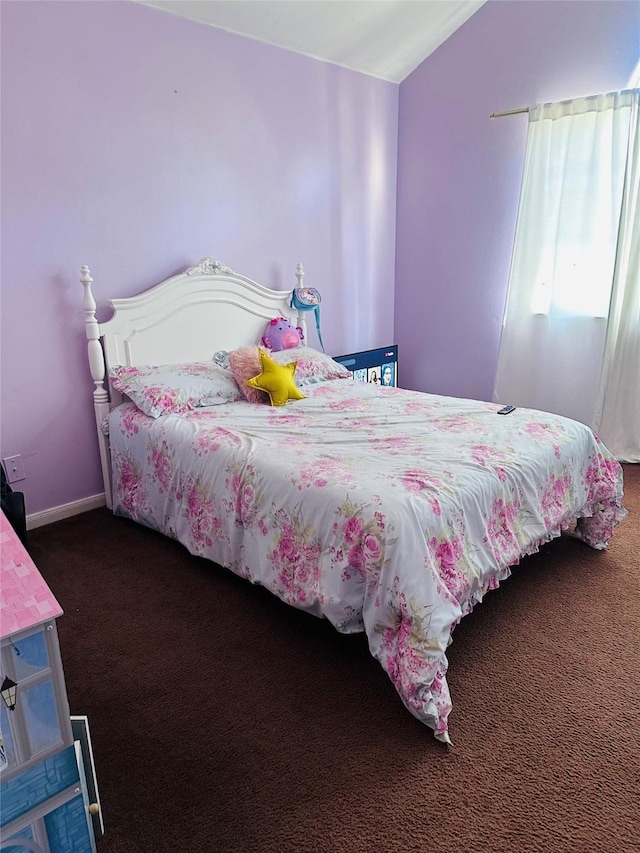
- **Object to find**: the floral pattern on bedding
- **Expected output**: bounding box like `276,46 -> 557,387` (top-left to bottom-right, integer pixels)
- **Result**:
108,381 -> 627,739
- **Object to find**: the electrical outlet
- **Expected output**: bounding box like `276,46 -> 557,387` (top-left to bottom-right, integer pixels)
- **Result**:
2,454 -> 26,484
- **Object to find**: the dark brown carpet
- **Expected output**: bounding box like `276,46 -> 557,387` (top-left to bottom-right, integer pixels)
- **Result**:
28,465 -> 639,853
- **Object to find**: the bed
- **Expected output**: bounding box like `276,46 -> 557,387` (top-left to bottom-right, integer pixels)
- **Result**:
81,257 -> 628,744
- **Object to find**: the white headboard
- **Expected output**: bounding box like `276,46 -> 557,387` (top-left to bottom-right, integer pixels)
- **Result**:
81,256 -> 308,507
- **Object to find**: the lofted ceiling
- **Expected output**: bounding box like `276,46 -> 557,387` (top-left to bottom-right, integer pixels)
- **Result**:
136,0 -> 487,83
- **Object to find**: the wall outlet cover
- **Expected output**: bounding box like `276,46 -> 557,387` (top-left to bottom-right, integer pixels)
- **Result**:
2,455 -> 26,483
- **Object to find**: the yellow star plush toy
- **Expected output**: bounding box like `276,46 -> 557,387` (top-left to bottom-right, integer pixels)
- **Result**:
246,348 -> 306,407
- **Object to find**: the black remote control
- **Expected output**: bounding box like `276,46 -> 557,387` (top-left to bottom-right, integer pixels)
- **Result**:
497,405 -> 516,415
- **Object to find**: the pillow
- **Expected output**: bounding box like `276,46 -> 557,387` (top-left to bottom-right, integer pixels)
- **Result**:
228,346 -> 270,404
269,347 -> 351,387
109,362 -> 243,418
246,349 -> 306,407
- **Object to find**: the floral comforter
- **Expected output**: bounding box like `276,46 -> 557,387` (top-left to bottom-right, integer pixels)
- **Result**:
108,380 -> 627,741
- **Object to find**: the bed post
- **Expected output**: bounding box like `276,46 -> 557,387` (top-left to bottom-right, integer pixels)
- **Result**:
294,263 -> 308,344
80,266 -> 113,509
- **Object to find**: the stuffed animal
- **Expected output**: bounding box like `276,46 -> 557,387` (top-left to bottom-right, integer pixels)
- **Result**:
261,316 -> 304,352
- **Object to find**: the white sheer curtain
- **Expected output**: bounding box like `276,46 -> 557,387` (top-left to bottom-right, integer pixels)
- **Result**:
593,93 -> 640,461
493,89 -> 640,459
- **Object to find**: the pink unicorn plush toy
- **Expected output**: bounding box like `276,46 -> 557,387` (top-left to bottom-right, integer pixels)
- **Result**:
261,316 -> 304,352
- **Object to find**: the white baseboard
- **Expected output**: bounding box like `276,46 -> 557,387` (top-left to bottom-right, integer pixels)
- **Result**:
27,494 -> 106,530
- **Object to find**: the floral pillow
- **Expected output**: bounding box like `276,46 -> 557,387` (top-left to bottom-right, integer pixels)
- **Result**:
109,362 -> 244,418
268,347 -> 351,387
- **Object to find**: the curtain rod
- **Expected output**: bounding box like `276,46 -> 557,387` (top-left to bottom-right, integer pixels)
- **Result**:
490,107 -> 529,119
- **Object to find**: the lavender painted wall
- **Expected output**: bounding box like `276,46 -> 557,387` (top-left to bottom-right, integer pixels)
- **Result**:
395,0 -> 639,400
0,1 -> 398,514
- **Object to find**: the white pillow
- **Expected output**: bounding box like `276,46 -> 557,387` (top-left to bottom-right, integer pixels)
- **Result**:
268,347 -> 352,387
109,362 -> 243,418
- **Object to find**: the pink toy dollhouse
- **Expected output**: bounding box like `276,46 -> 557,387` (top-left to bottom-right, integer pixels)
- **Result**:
0,511 -> 102,852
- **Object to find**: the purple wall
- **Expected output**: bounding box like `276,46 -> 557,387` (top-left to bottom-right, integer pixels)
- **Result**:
0,1 -> 398,514
395,0 -> 639,400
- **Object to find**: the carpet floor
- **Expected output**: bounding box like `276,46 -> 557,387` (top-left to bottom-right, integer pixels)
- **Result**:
28,464 -> 639,853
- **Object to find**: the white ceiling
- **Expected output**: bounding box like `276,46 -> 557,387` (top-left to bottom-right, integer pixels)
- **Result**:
136,0 -> 486,83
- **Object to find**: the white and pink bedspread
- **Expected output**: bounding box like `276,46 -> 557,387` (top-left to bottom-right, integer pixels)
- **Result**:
108,380 -> 627,741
